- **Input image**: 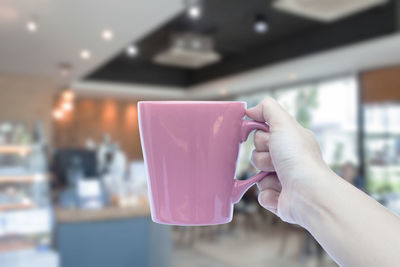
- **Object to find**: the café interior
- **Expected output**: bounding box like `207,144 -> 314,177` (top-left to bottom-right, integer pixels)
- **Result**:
1,0 -> 400,266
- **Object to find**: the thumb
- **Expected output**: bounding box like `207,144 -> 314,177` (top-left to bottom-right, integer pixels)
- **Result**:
246,97 -> 293,128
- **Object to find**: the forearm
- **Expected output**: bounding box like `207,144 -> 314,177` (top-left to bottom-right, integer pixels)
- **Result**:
295,167 -> 400,267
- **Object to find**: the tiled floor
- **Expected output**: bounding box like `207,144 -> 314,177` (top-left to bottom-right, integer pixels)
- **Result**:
172,222 -> 338,267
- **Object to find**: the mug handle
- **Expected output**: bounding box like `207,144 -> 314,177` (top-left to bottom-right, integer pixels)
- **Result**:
231,120 -> 270,204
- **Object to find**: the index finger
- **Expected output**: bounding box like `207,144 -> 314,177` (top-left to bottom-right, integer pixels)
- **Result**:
246,97 -> 293,128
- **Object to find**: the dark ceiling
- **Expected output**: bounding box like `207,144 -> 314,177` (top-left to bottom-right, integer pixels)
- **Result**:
85,0 -> 399,88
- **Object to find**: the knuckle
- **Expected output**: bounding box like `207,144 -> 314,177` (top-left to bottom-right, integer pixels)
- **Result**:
254,130 -> 268,143
251,151 -> 262,166
254,131 -> 262,143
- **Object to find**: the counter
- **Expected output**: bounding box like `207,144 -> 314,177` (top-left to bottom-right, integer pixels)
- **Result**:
55,201 -> 151,223
55,200 -> 171,267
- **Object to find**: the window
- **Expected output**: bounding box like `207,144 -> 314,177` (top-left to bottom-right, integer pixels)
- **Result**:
236,76 -> 359,177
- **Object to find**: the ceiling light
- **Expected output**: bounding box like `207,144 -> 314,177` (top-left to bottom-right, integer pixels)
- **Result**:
254,15 -> 269,34
62,102 -> 73,111
254,21 -> 268,33
62,90 -> 75,101
101,29 -> 113,41
26,20 -> 37,32
53,109 -> 64,120
188,6 -> 201,19
80,50 -> 91,60
126,45 -> 138,57
154,33 -> 220,69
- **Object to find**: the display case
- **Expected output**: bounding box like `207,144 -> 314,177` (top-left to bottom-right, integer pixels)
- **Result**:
0,122 -> 58,266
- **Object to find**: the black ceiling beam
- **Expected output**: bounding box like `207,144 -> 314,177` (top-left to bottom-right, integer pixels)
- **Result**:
188,1 -> 398,84
85,0 -> 398,88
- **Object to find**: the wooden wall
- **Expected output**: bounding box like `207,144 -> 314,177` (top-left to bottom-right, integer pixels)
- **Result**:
53,98 -> 142,160
361,66 -> 400,103
52,65 -> 400,160
0,73 -> 56,145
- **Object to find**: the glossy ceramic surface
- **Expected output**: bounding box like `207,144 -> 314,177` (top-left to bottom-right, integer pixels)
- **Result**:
138,101 -> 269,225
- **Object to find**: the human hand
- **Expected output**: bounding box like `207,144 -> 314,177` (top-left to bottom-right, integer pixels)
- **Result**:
247,98 -> 400,267
246,98 -> 331,225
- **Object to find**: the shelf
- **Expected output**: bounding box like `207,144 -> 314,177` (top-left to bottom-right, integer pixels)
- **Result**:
0,203 -> 36,212
0,241 -> 35,253
0,145 -> 31,155
0,174 -> 48,184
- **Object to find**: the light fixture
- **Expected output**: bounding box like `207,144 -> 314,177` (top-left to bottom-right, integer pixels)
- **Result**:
62,102 -> 73,111
154,33 -> 220,69
26,20 -> 37,32
62,90 -> 75,101
126,45 -> 138,57
254,15 -> 269,34
53,109 -> 64,120
188,5 -> 201,19
101,29 -> 113,41
80,50 -> 91,60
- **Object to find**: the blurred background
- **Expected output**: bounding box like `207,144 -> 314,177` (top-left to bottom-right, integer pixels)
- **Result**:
1,0 -> 400,266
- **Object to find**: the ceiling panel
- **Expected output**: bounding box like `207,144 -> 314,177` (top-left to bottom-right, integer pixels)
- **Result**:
0,0 -> 182,84
86,0 -> 398,88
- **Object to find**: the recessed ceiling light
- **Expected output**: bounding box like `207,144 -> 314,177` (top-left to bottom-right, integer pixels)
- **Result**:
26,20 -> 37,32
101,29 -> 113,41
254,21 -> 268,33
126,45 -> 138,57
188,6 -> 201,19
80,50 -> 91,60
254,15 -> 268,34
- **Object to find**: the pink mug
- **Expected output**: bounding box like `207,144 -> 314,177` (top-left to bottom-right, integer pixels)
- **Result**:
138,101 -> 269,225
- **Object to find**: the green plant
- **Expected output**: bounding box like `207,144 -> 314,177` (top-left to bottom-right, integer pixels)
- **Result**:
295,87 -> 318,128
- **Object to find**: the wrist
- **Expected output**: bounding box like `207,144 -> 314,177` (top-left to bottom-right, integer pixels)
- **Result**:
289,163 -> 339,229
